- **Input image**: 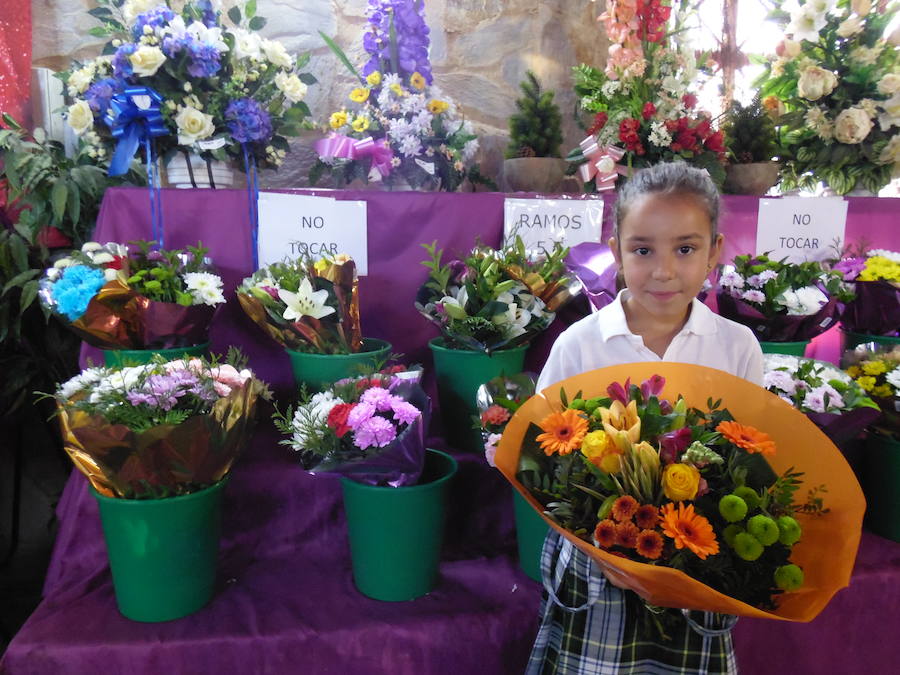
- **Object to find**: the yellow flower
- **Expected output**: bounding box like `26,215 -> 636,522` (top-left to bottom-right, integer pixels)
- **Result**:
662,463 -> 701,501
410,71 -> 426,90
857,376 -> 877,392
427,99 -> 449,114
633,441 -> 661,475
873,384 -> 893,398
862,360 -> 888,376
329,111 -> 348,129
313,258 -> 329,274
580,430 -> 623,474
847,365 -> 862,378
349,87 -> 370,103
351,116 -> 370,132
366,71 -> 382,87
598,400 -> 641,451
389,83 -> 405,97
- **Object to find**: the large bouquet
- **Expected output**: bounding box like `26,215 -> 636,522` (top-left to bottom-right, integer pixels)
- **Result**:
764,353 -> 880,444
756,0 -> 899,194
716,253 -> 853,341
236,254 -> 364,354
845,346 -> 900,438
62,0 -> 316,172
569,0 -> 726,190
496,363 -> 864,620
832,248 -> 900,336
415,238 -> 573,353
311,0 -> 480,191
274,366 -> 430,486
51,353 -> 268,498
40,240 -> 225,349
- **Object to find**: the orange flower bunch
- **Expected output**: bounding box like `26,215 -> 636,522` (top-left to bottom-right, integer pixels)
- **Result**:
594,495 -> 665,560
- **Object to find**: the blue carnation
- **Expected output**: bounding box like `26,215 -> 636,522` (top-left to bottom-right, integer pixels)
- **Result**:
131,6 -> 176,40
225,98 -> 273,144
51,265 -> 106,322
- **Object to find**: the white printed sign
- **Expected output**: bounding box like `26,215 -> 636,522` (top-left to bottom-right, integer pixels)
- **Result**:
257,192 -> 369,275
755,197 -> 847,263
503,198 -> 604,251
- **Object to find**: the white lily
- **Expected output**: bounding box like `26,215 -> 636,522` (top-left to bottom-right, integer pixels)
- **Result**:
278,278 -> 335,321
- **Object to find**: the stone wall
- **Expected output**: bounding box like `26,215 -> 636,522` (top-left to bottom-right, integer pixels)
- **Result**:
31,0 -> 608,189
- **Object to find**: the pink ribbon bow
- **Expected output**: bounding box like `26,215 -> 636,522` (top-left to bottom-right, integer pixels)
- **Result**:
578,137 -> 626,192
314,134 -> 395,178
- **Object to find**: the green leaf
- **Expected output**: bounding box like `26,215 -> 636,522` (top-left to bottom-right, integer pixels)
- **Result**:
87,7 -> 113,20
248,16 -> 266,31
67,182 -> 82,227
245,0 -> 257,18
295,52 -> 311,70
88,26 -> 111,38
19,280 -> 39,312
50,178 -> 68,224
2,269 -> 39,295
298,72 -> 317,85
319,31 -> 360,80
2,112 -> 22,130
227,6 -> 242,25
8,233 -> 28,272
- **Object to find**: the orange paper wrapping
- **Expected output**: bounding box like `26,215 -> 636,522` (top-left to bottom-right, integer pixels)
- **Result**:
496,362 -> 865,621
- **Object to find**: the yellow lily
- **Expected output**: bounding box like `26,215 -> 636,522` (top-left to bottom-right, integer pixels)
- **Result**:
599,400 -> 641,451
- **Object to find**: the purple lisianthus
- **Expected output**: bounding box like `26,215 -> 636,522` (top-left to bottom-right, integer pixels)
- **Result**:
833,257 -> 865,281
353,415 -> 398,449
131,6 -> 176,40
113,43 -> 137,79
225,98 -> 273,143
85,78 -> 124,114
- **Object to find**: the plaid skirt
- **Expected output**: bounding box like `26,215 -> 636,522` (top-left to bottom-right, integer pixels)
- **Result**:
526,531 -> 738,675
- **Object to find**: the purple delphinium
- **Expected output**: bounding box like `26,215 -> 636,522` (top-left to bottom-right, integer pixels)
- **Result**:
113,43 -> 137,79
85,78 -> 124,114
353,416 -> 397,449
362,0 -> 432,83
225,98 -> 273,143
196,0 -> 219,27
833,257 -> 866,281
131,6 -> 176,40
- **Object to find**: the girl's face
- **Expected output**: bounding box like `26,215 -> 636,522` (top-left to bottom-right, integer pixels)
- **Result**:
610,192 -> 723,326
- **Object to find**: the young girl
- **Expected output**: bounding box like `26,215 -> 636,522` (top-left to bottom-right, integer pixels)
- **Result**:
527,162 -> 763,674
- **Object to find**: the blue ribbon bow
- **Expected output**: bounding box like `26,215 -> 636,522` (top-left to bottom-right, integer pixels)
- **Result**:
104,86 -> 167,177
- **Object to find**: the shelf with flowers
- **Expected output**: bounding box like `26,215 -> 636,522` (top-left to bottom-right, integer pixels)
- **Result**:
756,0 -> 899,195
39,240 -> 226,364
236,253 -> 391,391
716,253 -> 854,355
48,352 -> 269,621
61,0 -> 316,184
832,247 -> 900,347
310,0 -> 482,191
568,0 -> 726,191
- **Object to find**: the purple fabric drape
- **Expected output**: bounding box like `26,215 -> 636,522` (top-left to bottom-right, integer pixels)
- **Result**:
4,188 -> 899,675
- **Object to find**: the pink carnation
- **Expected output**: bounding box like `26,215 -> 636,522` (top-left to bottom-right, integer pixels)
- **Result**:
347,401 -> 376,429
360,386 -> 394,412
391,400 -> 421,425
353,416 -> 397,449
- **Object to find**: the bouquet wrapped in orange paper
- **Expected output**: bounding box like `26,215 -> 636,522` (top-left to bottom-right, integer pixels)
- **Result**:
496,362 -> 864,621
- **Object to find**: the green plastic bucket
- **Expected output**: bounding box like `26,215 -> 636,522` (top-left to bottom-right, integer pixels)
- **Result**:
513,490 -> 549,583
759,340 -> 809,356
285,338 -> 392,392
340,448 -> 457,601
102,342 -> 209,366
862,431 -> 900,542
842,329 -> 900,352
429,338 -> 527,451
92,479 -> 227,622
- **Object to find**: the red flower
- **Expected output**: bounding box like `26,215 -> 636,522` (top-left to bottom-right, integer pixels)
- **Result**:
594,519 -> 617,548
615,521 -> 640,548
106,255 -> 127,270
641,102 -> 656,120
588,111 -> 609,135
694,118 -> 711,138
705,130 -> 726,155
327,403 -> 355,438
682,93 -> 698,109
480,405 -> 511,427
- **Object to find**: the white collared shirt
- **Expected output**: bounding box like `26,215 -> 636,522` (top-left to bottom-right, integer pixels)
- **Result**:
537,290 -> 764,391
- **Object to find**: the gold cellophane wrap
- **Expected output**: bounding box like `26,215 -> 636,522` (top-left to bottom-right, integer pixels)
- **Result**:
496,362 -> 866,622
503,264 -> 575,313
57,378 -> 265,498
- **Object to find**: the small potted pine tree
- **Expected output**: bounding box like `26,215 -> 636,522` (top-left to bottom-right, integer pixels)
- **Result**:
502,71 -> 566,193
722,97 -> 781,195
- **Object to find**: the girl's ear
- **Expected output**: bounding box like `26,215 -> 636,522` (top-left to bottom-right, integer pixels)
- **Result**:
609,236 -> 622,269
707,233 -> 724,270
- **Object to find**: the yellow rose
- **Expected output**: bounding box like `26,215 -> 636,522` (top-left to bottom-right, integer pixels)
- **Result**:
275,72 -> 308,103
350,87 -> 370,103
329,111 -> 348,129
174,105 -> 215,145
366,71 -> 382,87
352,116 -> 370,133
410,71 -> 426,91
580,430 -> 622,474
128,45 -> 166,77
862,360 -> 888,376
66,100 -> 94,136
662,463 -> 701,501
427,99 -> 449,114
262,39 -> 293,69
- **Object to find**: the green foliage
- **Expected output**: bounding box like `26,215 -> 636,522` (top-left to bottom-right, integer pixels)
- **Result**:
506,71 -> 563,158
723,97 -> 778,163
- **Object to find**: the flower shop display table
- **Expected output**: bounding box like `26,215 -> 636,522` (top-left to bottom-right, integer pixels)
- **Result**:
3,188 -> 898,674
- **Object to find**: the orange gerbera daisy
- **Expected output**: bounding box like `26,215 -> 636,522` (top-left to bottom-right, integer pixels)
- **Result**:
635,529 -> 664,560
659,502 -> 719,560
635,504 -> 660,530
615,520 -> 639,548
611,495 -> 639,522
594,519 -> 617,548
716,420 -> 776,456
536,409 -> 589,456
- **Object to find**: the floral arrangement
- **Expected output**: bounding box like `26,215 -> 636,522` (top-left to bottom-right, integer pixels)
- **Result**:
716,253 -> 853,341
274,366 -> 429,486
475,373 -> 536,467
40,240 -> 225,349
756,0 -> 899,194
844,346 -> 900,438
832,248 -> 900,336
569,0 -> 726,189
50,351 -> 268,498
415,237 -> 573,353
764,353 -> 880,444
236,253 -> 364,354
62,0 -> 316,172
310,0 -> 480,191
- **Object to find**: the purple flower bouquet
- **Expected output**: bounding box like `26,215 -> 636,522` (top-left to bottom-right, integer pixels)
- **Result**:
833,251 -> 900,337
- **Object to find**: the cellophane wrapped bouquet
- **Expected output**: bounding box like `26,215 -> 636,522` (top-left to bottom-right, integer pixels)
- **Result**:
40,240 -> 225,349
832,248 -> 900,336
844,346 -> 900,438
476,373 -> 537,467
415,237 -> 574,353
311,0 -> 480,191
237,254 -> 363,354
274,365 -> 430,486
569,0 -> 726,190
717,253 -> 853,341
764,353 -> 880,444
51,351 -> 268,498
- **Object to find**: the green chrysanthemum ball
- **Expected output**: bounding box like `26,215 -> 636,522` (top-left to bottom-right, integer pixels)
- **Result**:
774,564 -> 805,591
584,398 -> 603,414
719,494 -> 748,523
723,523 -> 744,548
777,516 -> 802,546
747,515 -> 780,546
733,532 -> 764,561
570,398 -> 586,410
733,486 -> 760,510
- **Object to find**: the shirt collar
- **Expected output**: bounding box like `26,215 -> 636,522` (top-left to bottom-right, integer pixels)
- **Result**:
596,290 -> 717,341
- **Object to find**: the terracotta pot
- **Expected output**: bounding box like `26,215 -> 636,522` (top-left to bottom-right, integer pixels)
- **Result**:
502,157 -> 567,193
724,162 -> 780,196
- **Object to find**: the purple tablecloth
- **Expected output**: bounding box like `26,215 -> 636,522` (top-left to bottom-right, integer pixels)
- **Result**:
3,188 -> 899,674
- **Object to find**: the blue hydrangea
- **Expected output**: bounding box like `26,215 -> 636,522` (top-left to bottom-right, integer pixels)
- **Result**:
196,0 -> 219,27
131,6 -> 176,40
225,98 -> 273,143
113,43 -> 137,79
187,40 -> 222,78
51,265 -> 106,321
85,78 -> 124,114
